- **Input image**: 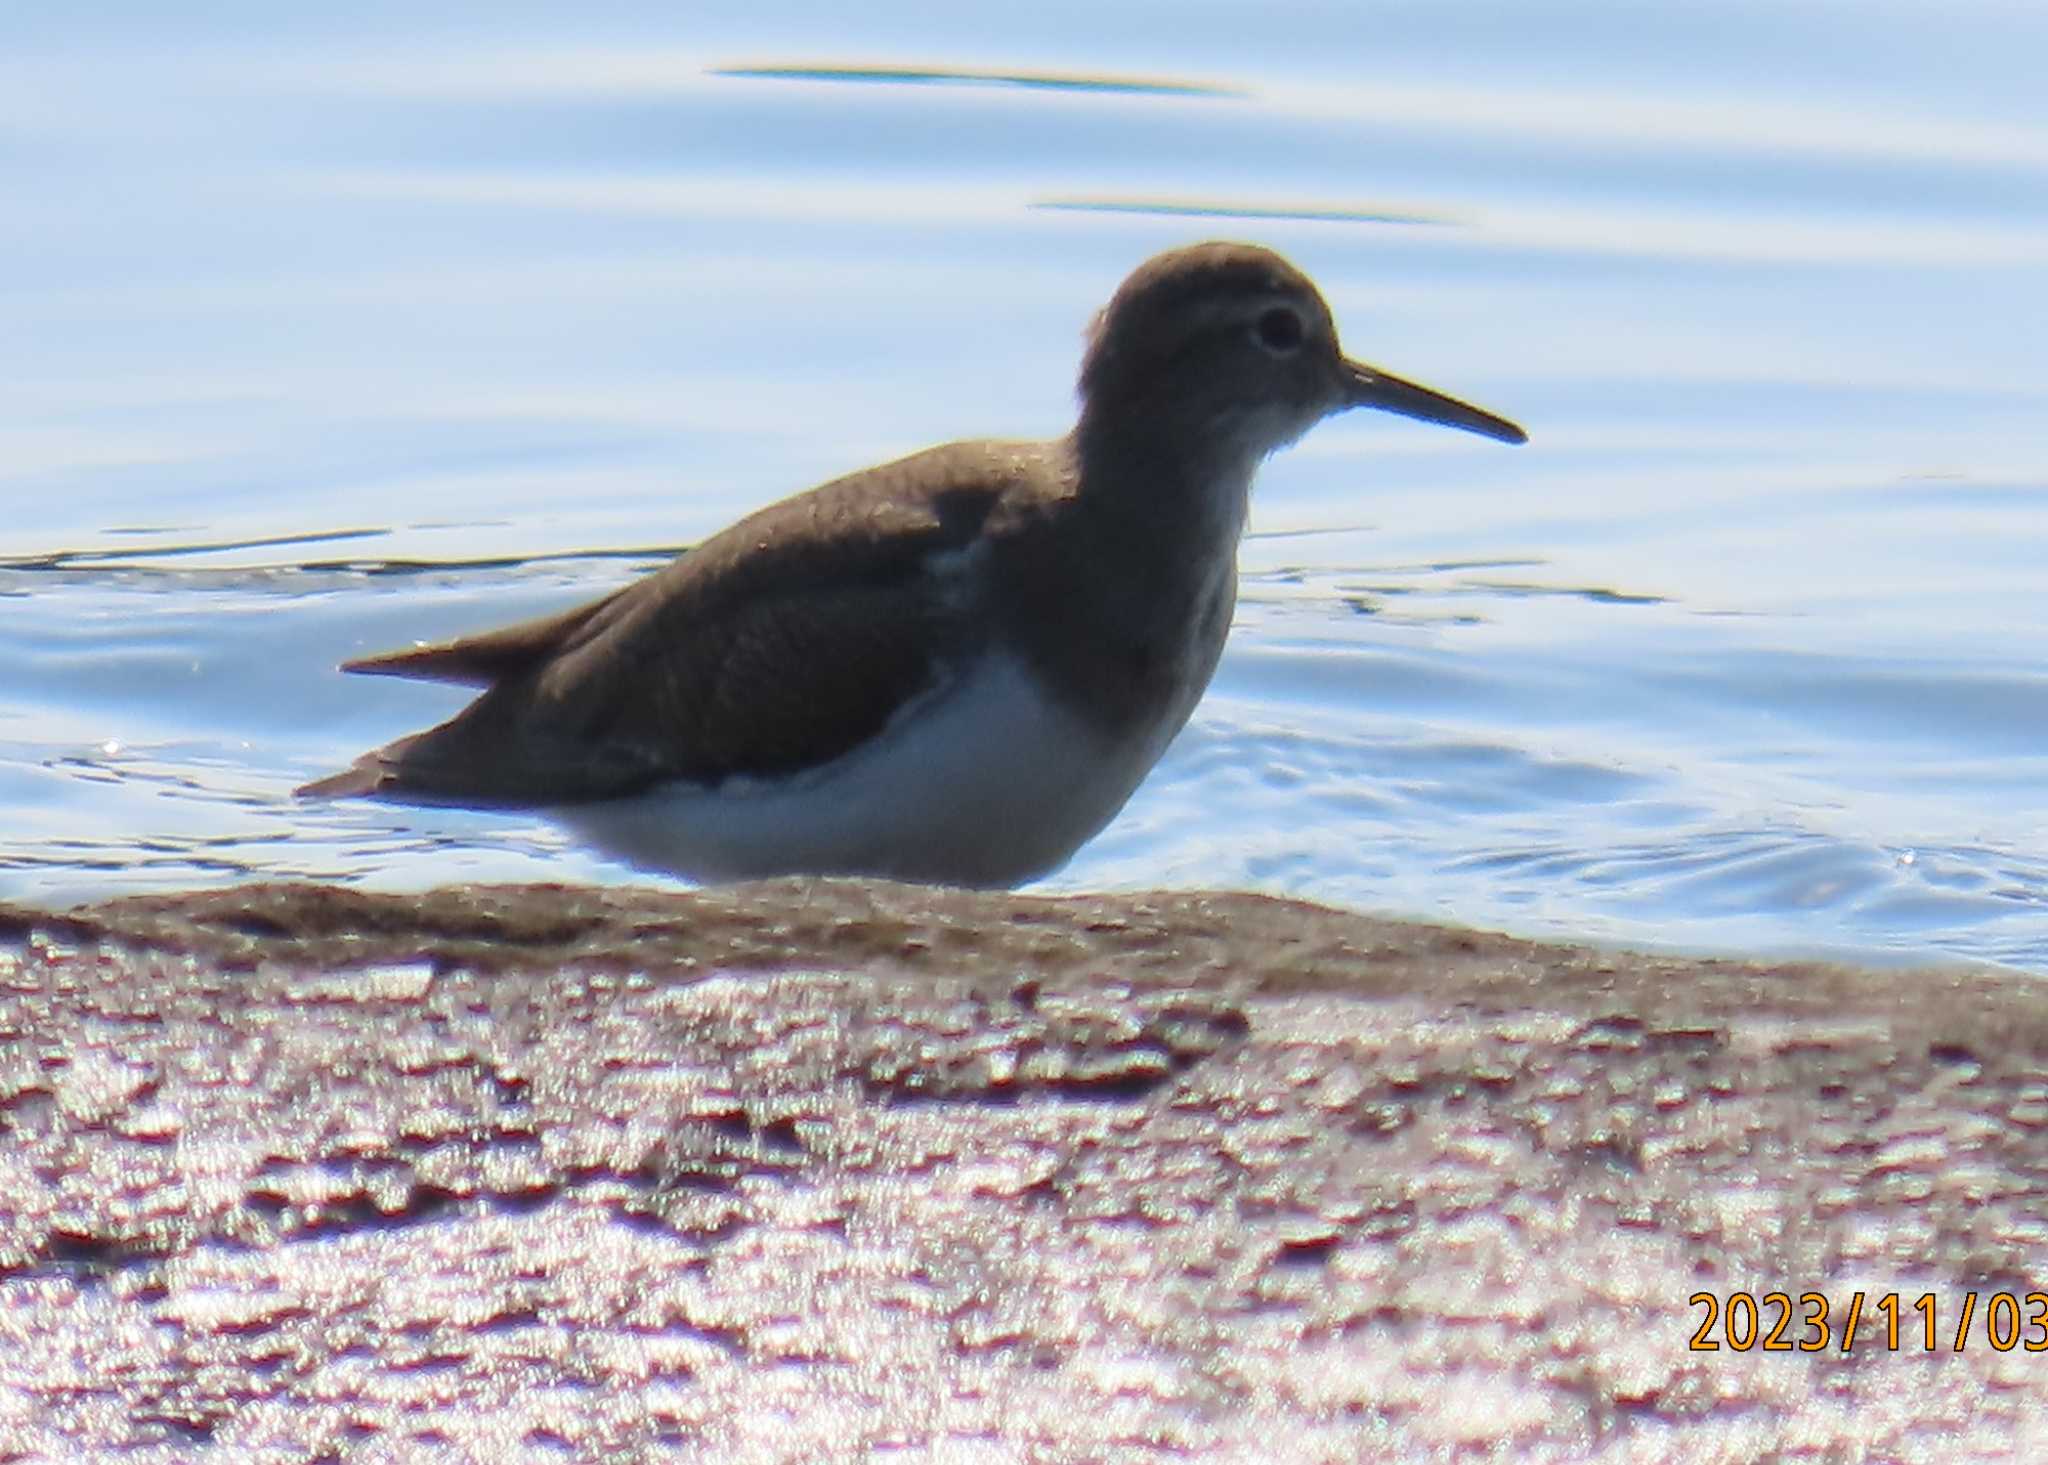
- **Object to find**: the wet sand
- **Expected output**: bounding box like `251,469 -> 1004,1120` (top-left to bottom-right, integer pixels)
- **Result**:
3,879 -> 2044,1460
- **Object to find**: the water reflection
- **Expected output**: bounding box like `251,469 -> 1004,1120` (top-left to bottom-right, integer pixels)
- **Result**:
2,5 -> 2045,975
712,64 -> 1238,98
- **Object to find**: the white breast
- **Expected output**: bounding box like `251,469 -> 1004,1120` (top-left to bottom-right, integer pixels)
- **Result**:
554,649 -> 1184,888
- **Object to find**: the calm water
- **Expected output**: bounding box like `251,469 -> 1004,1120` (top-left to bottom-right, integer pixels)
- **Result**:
5,4 -> 2045,971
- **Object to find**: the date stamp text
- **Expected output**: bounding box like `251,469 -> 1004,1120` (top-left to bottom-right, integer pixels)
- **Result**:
1689,1290 -> 2048,1353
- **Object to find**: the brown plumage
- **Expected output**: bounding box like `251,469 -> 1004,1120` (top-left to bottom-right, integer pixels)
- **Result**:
300,442 -> 1060,802
299,242 -> 1525,886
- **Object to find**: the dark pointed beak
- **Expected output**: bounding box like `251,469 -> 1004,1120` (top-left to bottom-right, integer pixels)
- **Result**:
1341,358 -> 1527,445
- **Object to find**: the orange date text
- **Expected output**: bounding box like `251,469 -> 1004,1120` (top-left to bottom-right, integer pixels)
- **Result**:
1689,1290 -> 2048,1353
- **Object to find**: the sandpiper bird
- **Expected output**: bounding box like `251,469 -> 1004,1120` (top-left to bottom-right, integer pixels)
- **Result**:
300,242 -> 1525,886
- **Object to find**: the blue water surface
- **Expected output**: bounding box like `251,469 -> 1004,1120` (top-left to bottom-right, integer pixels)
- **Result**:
3,2 -> 2045,971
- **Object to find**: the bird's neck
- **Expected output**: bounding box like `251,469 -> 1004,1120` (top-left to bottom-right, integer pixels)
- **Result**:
1067,405 -> 1259,561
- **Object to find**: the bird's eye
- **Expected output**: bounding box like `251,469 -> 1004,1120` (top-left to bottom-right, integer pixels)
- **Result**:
1254,306 -> 1305,355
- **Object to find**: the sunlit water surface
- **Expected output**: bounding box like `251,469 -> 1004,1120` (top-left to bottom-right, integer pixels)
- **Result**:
5,4 -> 2046,972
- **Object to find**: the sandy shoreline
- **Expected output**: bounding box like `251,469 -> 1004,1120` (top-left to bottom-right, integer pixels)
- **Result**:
3,879 -> 2044,1459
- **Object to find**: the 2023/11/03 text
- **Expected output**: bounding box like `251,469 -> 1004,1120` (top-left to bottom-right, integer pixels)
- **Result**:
1690,1290 -> 2048,1353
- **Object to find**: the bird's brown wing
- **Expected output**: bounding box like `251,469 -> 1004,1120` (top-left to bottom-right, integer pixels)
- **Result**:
334,589 -> 633,688
299,445 -> 1034,806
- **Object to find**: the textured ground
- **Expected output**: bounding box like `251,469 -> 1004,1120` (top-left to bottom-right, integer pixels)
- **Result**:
2,879 -> 2045,1462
